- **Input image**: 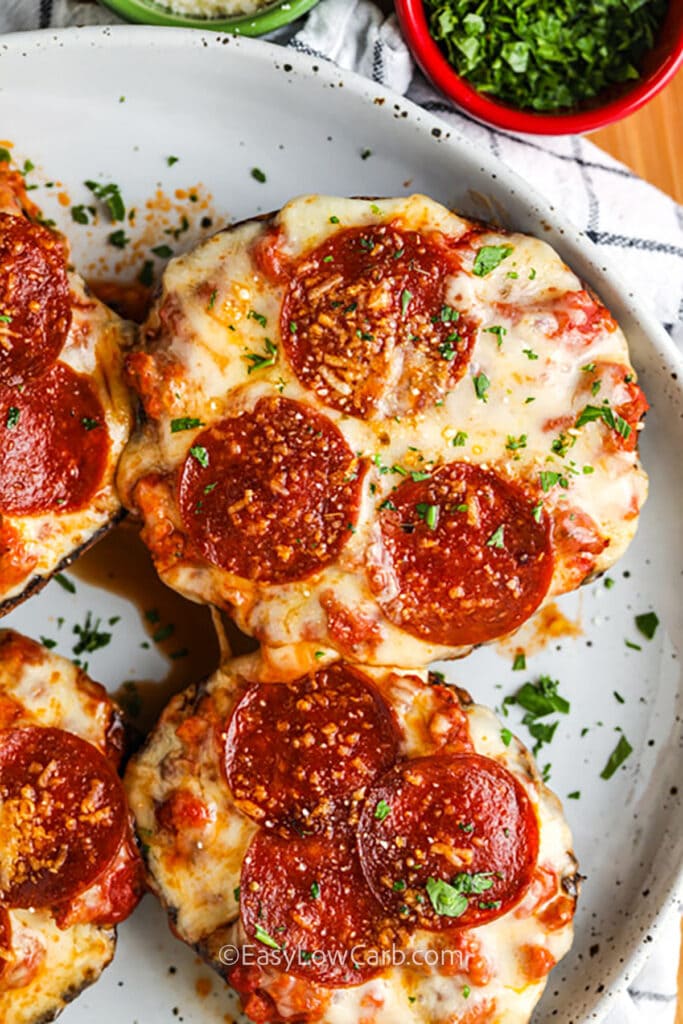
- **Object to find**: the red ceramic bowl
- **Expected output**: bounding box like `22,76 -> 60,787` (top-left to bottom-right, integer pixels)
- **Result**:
395,0 -> 683,135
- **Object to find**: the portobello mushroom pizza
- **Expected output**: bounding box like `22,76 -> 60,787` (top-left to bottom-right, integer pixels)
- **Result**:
0,630 -> 143,1023
0,161 -> 134,613
125,652 -> 578,1024
119,193 -> 648,670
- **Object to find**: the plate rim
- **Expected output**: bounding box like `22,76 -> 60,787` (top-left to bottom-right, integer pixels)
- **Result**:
1,23 -> 682,1023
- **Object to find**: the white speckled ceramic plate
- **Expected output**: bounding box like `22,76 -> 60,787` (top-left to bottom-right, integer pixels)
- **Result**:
0,26 -> 681,1024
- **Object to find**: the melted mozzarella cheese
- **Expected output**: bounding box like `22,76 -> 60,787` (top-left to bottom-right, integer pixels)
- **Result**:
126,652 -> 577,1024
0,632 -> 129,1020
120,194 -> 647,670
0,184 -> 134,611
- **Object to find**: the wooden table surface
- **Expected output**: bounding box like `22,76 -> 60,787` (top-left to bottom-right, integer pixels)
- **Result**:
588,69 -> 683,203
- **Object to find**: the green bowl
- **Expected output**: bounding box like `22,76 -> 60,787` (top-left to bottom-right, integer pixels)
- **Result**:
99,0 -> 320,35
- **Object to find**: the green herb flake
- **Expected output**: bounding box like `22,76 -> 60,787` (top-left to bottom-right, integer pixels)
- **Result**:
486,524 -> 505,549
54,573 -> 76,594
401,289 -> 413,317
40,636 -> 57,650
575,402 -> 632,441
416,503 -> 439,530
329,215 -> 340,224
251,167 -> 267,183
254,924 -> 280,950
72,612 -> 111,656
247,309 -> 267,327
452,430 -> 468,447
5,406 -> 20,430
151,244 -> 173,259
473,372 -> 490,401
600,734 -> 633,780
81,417 -> 100,431
522,348 -> 539,360
84,179 -> 125,222
613,690 -> 625,704
604,577 -> 615,590
310,881 -> 321,899
244,337 -> 278,375
500,727 -> 513,747
71,204 -> 92,225
374,799 -> 391,822
462,985 -> 471,999
635,611 -> 659,640
506,433 -> 527,451
189,445 -> 209,468
138,260 -> 154,287
625,639 -> 642,651
170,416 -> 203,433
472,244 -> 513,277
108,228 -> 130,249
167,155 -> 179,166
425,877 -> 468,918
567,791 -> 581,800
512,652 -> 526,671
484,324 -> 507,346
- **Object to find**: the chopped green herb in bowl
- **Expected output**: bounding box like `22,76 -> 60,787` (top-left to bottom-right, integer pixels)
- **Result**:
396,0 -> 682,134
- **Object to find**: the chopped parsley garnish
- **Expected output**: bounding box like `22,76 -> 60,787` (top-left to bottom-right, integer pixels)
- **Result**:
72,612 -> 112,656
323,254 -> 334,262
247,309 -> 267,327
138,260 -> 154,287
81,417 -> 100,431
604,576 -> 615,589
108,228 -> 130,249
522,348 -> 539,360
393,879 -> 407,891
539,470 -> 568,492
84,179 -> 125,222
54,573 -> 76,594
39,636 -> 57,650
425,878 -> 467,918
567,791 -> 580,800
254,924 -> 280,949
473,372 -> 490,401
360,148 -> 372,160
244,338 -> 278,374
613,690 -> 625,704
416,503 -> 439,530
551,432 -> 574,456
452,430 -> 468,447
5,407 -> 19,429
422,0 -> 667,112
462,985 -> 471,999
410,471 -> 431,482
189,445 -> 209,468
370,203 -> 383,216
310,881 -> 320,899
251,167 -> 267,183
374,799 -> 391,822
401,289 -> 413,317
439,304 -> 459,322
503,675 -> 569,756
0,315 -> 11,324
486,524 -> 505,549
600,734 -> 633,780
379,498 -> 397,512
71,204 -> 93,225
512,652 -> 526,671
329,215 -> 340,224
472,244 -> 513,277
167,155 -> 179,166
500,727 -> 512,746
439,338 -> 457,361
170,416 -> 203,433
0,148 -> 11,163
153,624 -> 174,644
625,639 -> 642,651
484,324 -> 507,346
207,289 -> 217,310
151,244 -> 173,259
635,611 -> 659,640
575,402 -> 631,440
506,433 -> 527,451
531,501 -> 543,522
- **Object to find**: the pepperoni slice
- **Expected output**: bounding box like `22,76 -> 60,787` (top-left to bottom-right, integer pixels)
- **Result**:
282,224 -> 476,418
0,214 -> 71,385
178,396 -> 364,585
240,829 -> 389,986
224,662 -> 399,834
357,754 -> 539,931
0,363 -> 110,516
0,726 -> 128,909
368,462 -> 553,647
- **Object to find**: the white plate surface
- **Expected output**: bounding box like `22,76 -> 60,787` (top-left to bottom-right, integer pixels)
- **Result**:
0,26 -> 682,1024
